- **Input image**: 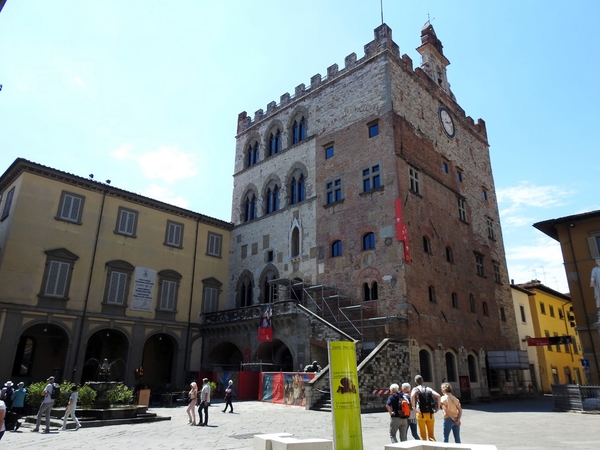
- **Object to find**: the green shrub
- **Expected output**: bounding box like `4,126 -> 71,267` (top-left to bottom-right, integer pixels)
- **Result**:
77,384 -> 97,408
25,381 -> 46,407
106,383 -> 133,405
25,381 -> 97,408
209,381 -> 217,395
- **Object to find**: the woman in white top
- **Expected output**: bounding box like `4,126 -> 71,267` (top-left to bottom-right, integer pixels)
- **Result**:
187,382 -> 198,425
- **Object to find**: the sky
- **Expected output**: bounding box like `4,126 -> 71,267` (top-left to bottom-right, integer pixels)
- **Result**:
1,0 -> 599,294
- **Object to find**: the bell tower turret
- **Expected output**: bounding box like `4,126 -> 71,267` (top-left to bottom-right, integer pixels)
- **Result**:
416,23 -> 454,99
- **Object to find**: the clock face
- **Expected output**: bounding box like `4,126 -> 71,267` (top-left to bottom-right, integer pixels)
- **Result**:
439,107 -> 455,138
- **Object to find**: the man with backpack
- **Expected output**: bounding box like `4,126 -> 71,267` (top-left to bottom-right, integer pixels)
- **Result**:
410,374 -> 441,441
31,376 -> 58,434
385,383 -> 409,443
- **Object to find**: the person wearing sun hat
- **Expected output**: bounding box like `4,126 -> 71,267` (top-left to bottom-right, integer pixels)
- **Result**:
0,381 -> 14,410
31,376 -> 56,433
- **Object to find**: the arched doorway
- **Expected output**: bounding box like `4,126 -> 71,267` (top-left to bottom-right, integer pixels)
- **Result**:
207,342 -> 243,372
141,333 -> 176,389
256,339 -> 293,372
12,323 -> 68,382
82,329 -> 129,383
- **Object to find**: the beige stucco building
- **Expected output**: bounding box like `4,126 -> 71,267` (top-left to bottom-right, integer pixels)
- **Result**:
0,158 -> 232,389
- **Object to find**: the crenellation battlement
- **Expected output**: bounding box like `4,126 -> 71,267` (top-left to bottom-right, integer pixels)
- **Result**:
326,63 -> 338,78
236,23 -> 485,137
236,25 -> 398,134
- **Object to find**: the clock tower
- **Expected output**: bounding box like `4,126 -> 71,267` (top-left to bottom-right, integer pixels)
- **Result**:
417,22 -> 454,99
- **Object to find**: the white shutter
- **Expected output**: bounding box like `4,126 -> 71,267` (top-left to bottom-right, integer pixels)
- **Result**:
108,271 -> 127,304
160,280 -> 176,310
45,261 -> 70,297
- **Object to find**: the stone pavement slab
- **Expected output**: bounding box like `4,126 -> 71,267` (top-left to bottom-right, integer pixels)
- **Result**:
3,397 -> 599,449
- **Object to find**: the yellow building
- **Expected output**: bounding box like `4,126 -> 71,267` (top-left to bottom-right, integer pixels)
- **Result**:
516,281 -> 583,392
0,158 -> 232,389
510,284 -> 541,391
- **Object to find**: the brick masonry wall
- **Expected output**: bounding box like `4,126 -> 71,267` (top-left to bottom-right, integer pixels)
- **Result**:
220,24 -> 518,392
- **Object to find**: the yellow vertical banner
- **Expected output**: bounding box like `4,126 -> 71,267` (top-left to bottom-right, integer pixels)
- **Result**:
328,341 -> 363,450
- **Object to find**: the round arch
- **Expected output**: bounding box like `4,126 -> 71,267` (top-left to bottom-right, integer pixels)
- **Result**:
82,328 -> 129,383
12,323 -> 69,382
207,342 -> 243,372
256,339 -> 293,372
140,332 -> 178,390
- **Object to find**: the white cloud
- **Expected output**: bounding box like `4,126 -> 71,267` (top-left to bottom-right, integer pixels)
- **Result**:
109,144 -> 198,184
497,182 -> 575,233
505,236 -> 569,292
72,75 -> 86,87
138,146 -> 198,183
110,144 -> 134,160
497,182 -> 573,212
142,184 -> 190,209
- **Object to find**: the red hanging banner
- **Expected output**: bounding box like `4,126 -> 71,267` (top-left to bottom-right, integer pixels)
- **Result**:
394,198 -> 410,262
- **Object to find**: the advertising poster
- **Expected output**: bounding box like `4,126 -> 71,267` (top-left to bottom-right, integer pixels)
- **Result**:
130,266 -> 156,312
328,341 -> 363,450
259,372 -> 314,406
258,304 -> 273,342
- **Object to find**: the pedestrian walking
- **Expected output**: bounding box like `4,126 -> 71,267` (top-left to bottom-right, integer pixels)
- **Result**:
31,376 -> 56,433
186,382 -> 198,425
60,385 -> 81,431
222,380 -> 234,413
1,381 -> 14,410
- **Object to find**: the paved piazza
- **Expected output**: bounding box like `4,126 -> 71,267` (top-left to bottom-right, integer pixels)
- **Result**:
4,397 -> 599,449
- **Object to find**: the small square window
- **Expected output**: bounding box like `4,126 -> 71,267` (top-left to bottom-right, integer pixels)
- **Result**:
57,191 -> 85,224
368,123 -> 379,138
325,145 -> 334,159
457,171 -> 463,182
443,162 -> 449,173
482,190 -> 488,200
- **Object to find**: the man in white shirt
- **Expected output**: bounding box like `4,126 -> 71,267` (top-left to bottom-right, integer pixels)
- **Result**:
198,378 -> 211,426
31,376 -> 55,433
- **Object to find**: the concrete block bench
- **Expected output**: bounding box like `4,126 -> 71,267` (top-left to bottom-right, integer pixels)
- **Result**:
253,433 -> 294,450
270,436 -> 333,450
